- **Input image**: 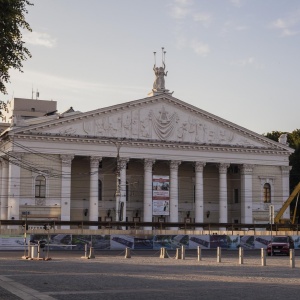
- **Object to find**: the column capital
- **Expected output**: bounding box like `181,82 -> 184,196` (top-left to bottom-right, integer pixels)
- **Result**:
281,165 -> 291,176
118,157 -> 129,170
170,160 -> 181,170
60,154 -> 74,167
240,164 -> 254,175
90,156 -> 102,168
195,161 -> 206,172
144,158 -> 155,170
218,163 -> 230,174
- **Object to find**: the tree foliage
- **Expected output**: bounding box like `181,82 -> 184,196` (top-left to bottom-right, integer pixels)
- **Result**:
264,129 -> 300,193
0,0 -> 33,94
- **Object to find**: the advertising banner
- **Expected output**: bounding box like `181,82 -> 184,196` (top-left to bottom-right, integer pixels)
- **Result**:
153,175 -> 169,215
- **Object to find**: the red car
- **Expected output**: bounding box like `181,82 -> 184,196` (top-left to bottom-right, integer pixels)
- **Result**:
267,236 -> 294,256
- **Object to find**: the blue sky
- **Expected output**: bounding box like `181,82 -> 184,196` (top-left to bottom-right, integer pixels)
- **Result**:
2,0 -> 300,134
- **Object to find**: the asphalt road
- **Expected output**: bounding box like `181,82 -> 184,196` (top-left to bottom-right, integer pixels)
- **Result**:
0,250 -> 300,300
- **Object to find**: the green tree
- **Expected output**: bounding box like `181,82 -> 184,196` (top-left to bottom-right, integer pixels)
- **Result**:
264,130 -> 300,190
264,130 -> 300,221
0,0 -> 33,94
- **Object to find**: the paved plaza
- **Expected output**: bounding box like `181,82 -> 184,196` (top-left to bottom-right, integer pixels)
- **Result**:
0,250 -> 300,299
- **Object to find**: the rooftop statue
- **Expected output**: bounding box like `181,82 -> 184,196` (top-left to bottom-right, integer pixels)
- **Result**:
153,63 -> 168,91
148,48 -> 173,97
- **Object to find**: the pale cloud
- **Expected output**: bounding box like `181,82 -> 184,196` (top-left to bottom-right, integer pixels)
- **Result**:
235,25 -> 248,31
190,40 -> 210,57
170,6 -> 190,19
271,11 -> 300,37
221,20 -> 248,35
169,0 -> 193,20
175,0 -> 193,5
232,57 -> 263,69
193,12 -> 213,27
272,18 -> 286,29
229,0 -> 242,7
23,31 -> 56,48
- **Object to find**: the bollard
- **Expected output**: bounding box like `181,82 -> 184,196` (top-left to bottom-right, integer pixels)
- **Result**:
197,246 -> 202,261
261,248 -> 266,266
175,248 -> 181,259
125,247 -> 131,259
160,247 -> 168,258
290,249 -> 295,268
37,242 -> 41,259
217,247 -> 221,263
181,245 -> 185,260
81,244 -> 89,259
239,247 -> 244,265
88,247 -> 95,259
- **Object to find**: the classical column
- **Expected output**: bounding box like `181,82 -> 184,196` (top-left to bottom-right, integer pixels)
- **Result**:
170,160 -> 181,224
144,159 -> 155,229
241,164 -> 254,224
219,163 -> 229,230
116,158 -> 129,224
60,154 -> 74,229
281,166 -> 291,219
89,156 -> 102,229
7,153 -> 22,221
195,162 -> 206,225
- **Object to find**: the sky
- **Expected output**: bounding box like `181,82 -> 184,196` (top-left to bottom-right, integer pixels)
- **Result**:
2,0 -> 300,135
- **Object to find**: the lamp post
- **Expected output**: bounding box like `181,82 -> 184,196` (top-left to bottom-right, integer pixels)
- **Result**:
269,205 -> 274,256
22,211 -> 29,259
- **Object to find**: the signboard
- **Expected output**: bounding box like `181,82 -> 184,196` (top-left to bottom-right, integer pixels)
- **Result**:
153,175 -> 169,215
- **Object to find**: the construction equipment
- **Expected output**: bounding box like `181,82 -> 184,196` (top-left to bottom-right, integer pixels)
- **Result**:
274,181 -> 300,226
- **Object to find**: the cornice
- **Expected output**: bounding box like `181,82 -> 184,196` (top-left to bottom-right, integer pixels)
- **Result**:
13,134 -> 291,156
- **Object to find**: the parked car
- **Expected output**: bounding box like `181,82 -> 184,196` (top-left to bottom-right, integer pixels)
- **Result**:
267,236 -> 294,256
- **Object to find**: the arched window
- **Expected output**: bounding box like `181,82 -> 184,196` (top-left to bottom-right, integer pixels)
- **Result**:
263,183 -> 271,203
35,175 -> 46,198
98,180 -> 102,201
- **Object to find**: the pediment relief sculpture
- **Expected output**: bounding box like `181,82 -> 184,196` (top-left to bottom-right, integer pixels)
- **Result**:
16,97 -> 286,150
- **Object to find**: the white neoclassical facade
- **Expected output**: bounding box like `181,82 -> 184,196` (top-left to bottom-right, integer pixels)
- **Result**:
0,92 -> 293,227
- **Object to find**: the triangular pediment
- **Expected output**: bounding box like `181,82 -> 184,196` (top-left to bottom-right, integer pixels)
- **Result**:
11,94 -> 292,152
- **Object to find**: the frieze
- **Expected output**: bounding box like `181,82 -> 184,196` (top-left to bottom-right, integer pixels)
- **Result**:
16,133 -> 290,156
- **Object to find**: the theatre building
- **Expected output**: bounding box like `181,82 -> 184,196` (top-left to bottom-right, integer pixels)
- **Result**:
0,73 -> 293,228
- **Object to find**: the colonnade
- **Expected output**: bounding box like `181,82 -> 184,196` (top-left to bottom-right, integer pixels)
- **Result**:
0,154 -> 290,228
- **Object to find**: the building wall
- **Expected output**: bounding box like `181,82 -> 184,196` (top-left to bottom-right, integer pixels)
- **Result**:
19,153 -> 62,219
252,165 -> 283,222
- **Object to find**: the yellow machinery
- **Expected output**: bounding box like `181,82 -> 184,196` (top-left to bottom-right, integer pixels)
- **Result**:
274,181 -> 300,225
